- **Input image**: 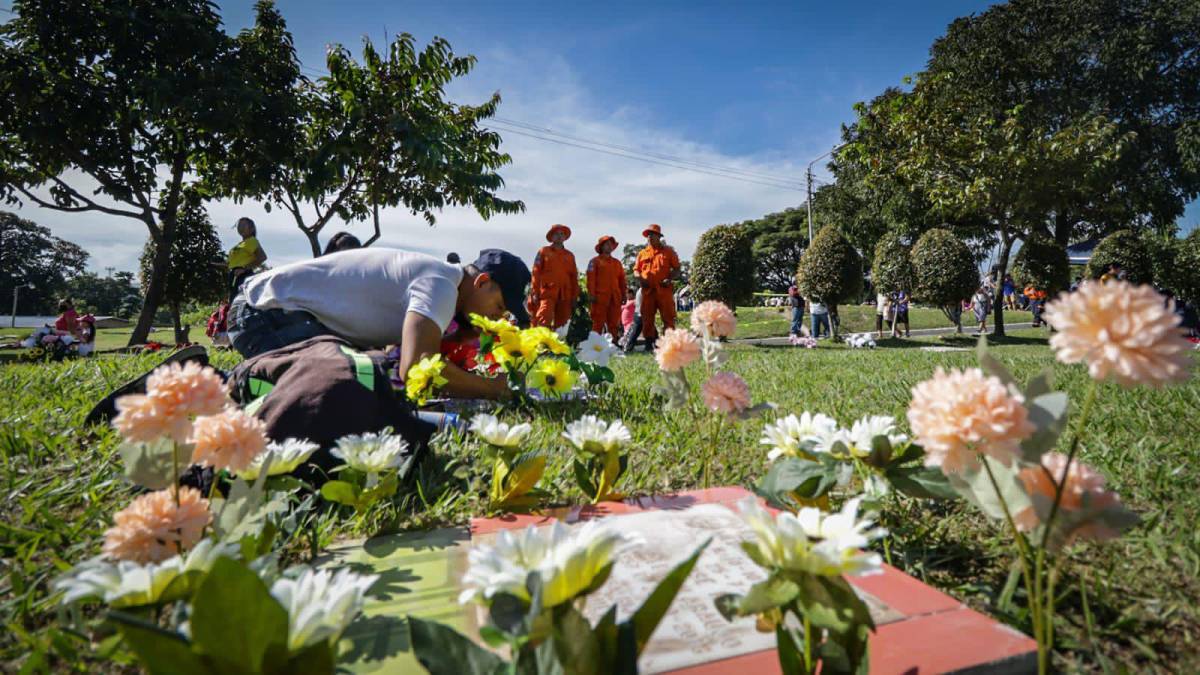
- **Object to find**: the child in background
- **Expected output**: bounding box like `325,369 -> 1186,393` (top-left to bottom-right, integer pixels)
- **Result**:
620,288 -> 637,333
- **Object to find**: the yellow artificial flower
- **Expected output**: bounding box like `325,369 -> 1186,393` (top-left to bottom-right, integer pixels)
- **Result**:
492,330 -> 537,369
405,355 -> 449,406
521,327 -> 570,356
469,313 -> 518,339
527,359 -> 577,398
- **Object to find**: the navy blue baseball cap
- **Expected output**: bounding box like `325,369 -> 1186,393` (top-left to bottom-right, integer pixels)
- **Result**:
473,249 -> 532,327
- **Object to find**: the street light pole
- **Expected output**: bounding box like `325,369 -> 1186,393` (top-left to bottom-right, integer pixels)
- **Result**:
11,285 -> 19,328
805,142 -> 849,243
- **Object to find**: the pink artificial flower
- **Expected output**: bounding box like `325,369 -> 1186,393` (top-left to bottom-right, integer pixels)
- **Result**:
654,328 -> 702,372
113,362 -> 228,443
190,408 -> 268,472
690,301 -> 737,338
102,487 -> 211,563
1015,452 -> 1124,543
702,372 -> 752,414
907,367 -> 1035,475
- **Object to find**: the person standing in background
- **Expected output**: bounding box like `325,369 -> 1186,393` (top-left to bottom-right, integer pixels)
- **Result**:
809,295 -> 830,338
788,286 -> 805,337
634,224 -> 682,352
622,287 -> 643,352
892,290 -> 911,337
587,235 -> 626,338
227,217 -> 267,301
972,286 -> 992,334
530,224 -> 579,329
1002,273 -> 1016,310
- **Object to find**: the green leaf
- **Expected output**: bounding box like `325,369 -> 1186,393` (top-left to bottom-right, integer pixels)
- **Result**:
407,616 -> 507,675
947,455 -> 1032,522
278,639 -> 335,675
360,471 -> 399,506
713,593 -> 743,623
862,435 -> 893,468
886,465 -> 959,500
754,458 -> 838,506
118,439 -> 186,490
551,604 -> 603,675
503,453 -> 546,500
109,611 -> 210,675
628,539 -> 711,655
572,458 -> 595,498
212,461 -> 274,540
1020,392 -> 1070,462
488,592 -> 528,635
977,335 -> 1017,387
190,557 -> 289,673
775,624 -> 806,675
794,574 -> 874,636
738,575 -> 800,615
319,479 -> 362,508
1024,368 -> 1054,399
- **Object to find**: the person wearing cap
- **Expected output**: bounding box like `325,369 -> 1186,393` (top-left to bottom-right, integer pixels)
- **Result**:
530,224 -> 580,328
587,235 -> 627,338
634,224 -> 682,350
226,217 -> 268,301
227,248 -> 531,399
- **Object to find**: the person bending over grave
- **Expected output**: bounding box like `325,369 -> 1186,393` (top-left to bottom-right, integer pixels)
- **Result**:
227,248 -> 530,400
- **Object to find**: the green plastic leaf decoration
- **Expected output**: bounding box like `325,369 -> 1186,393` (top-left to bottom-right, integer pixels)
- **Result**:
109,611 -> 210,675
550,604 -> 603,675
736,575 -> 801,615
190,557 -> 289,673
1020,392 -> 1070,462
407,616 -> 507,675
319,480 -> 362,509
118,439 -> 186,490
885,465 -> 959,500
976,334 -> 1017,387
948,455 -> 1032,521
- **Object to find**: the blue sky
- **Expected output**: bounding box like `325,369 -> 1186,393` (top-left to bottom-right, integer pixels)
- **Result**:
11,0 -> 1198,271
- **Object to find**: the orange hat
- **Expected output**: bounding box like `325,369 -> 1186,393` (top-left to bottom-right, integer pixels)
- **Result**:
546,224 -> 571,242
595,235 -> 618,254
642,223 -> 663,238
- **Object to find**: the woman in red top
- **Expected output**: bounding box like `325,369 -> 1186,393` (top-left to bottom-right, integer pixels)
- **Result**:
54,299 -> 79,337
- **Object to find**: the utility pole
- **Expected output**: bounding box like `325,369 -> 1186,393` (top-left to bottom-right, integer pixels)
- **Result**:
11,285 -> 22,328
805,142 -> 849,243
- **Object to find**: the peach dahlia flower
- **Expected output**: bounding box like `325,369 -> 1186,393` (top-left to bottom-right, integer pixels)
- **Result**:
1043,280 -> 1191,387
102,487 -> 211,564
1015,452 -> 1123,542
907,367 -> 1035,475
702,372 -> 751,414
654,328 -> 701,372
113,362 -> 228,443
190,408 -> 269,472
690,301 -> 737,338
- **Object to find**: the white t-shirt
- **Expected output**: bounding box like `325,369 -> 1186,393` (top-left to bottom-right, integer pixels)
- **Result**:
876,293 -> 888,314
240,248 -> 463,348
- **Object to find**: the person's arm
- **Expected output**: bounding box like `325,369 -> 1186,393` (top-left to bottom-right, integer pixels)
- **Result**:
668,248 -> 682,282
399,311 -> 508,399
252,243 -> 267,268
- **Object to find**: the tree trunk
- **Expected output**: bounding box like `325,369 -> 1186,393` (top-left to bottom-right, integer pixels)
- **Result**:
130,229 -> 171,345
171,301 -> 186,344
992,234 -> 1015,338
306,229 -> 321,257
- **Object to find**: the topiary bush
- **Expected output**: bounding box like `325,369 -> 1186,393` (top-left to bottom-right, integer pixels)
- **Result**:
1084,229 -> 1155,284
1011,234 -> 1070,295
690,224 -> 755,307
796,226 -> 863,336
910,228 -> 977,320
871,230 -> 913,295
1173,229 -> 1200,305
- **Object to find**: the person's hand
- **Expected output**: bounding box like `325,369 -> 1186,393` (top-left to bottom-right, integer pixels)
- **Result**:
660,279 -> 671,288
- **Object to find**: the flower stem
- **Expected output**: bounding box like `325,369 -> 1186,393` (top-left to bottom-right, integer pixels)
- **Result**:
802,612 -> 814,674
1039,380 -> 1098,551
981,457 -> 1041,659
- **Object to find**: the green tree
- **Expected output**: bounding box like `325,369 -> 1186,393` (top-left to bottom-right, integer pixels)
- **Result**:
871,231 -> 914,296
690,225 -> 755,307
910,228 -> 978,327
796,225 -> 863,336
1084,229 -> 1156,284
0,211 -> 88,314
66,271 -> 140,317
217,34 -> 524,256
0,0 -> 297,344
1173,228 -> 1200,305
139,194 -> 227,341
739,208 -> 809,292
1011,234 -> 1070,296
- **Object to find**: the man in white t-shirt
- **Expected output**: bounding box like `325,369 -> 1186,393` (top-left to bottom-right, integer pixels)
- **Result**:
227,248 -> 530,399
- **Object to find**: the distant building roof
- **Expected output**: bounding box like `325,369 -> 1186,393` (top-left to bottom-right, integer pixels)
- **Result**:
1066,239 -> 1099,265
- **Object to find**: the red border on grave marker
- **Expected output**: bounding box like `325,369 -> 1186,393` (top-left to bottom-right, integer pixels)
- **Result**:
469,487 -> 1037,674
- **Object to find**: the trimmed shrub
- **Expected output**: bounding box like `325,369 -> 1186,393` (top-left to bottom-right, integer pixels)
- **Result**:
796,225 -> 863,305
1173,229 -> 1200,305
871,231 -> 913,295
690,224 -> 755,307
910,228 -> 977,308
1084,229 -> 1154,284
1011,234 -> 1070,295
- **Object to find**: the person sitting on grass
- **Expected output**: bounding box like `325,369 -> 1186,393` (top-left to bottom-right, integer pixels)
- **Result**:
54,298 -> 80,339
227,247 -> 530,399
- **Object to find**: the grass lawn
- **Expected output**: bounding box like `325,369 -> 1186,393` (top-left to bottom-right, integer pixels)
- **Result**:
705,304 -> 1034,339
1,329 -> 1196,671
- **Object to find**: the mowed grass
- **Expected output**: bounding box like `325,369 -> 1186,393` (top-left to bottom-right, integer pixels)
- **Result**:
714,304 -> 1032,339
1,330 -> 1197,671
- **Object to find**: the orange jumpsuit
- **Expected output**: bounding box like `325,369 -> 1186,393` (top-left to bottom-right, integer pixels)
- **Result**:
531,244 -> 579,328
587,254 -> 627,336
635,244 -> 681,340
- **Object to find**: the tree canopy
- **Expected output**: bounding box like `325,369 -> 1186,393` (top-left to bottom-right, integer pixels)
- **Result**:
139,193 -> 226,335
871,231 -> 914,296
1085,229 -> 1156,284
1011,234 -> 1070,296
0,211 -> 87,314
737,208 -> 809,292
0,0 -> 296,344
795,225 -> 863,312
910,228 -> 978,318
690,225 -> 755,307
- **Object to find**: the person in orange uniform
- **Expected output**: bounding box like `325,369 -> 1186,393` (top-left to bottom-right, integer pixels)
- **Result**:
587,235 -> 627,337
530,224 -> 579,328
634,224 -> 682,350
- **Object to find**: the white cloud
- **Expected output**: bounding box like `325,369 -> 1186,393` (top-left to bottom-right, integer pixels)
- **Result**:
8,44 -> 819,275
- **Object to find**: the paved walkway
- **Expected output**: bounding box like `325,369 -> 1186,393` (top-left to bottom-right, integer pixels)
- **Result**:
732,322 -> 1036,346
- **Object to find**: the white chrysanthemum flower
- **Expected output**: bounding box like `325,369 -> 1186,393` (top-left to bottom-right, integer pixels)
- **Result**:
458,520 -> 637,609
53,539 -> 238,608
840,415 -> 908,458
238,438 -> 320,480
562,416 -> 632,455
760,412 -> 839,461
737,496 -> 885,578
270,567 -> 378,651
576,331 -> 622,367
330,431 -> 408,474
469,414 -> 533,448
